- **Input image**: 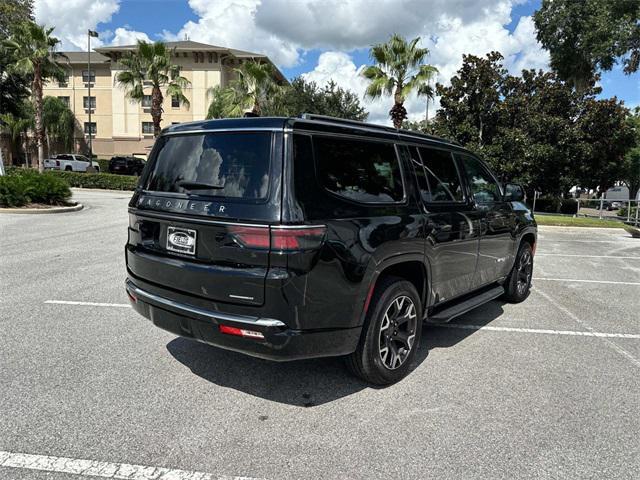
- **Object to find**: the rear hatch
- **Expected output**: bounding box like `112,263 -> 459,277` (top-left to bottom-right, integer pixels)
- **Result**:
126,129 -> 283,306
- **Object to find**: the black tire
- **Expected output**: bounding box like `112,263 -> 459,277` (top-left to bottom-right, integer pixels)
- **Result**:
503,242 -> 533,303
65,166 -> 72,171
346,276 -> 422,385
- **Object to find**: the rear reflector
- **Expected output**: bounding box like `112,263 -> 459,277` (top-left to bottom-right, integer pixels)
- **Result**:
229,225 -> 326,252
126,289 -> 137,303
219,324 -> 265,340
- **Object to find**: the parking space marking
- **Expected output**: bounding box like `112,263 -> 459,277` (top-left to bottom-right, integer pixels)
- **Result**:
0,450 -> 261,480
45,300 -> 131,308
533,278 -> 640,286
433,324 -> 640,339
535,288 -> 640,368
536,254 -> 640,260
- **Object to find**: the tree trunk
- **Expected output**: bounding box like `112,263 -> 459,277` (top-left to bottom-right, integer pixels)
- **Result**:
33,64 -> 45,173
151,85 -> 164,137
390,87 -> 407,129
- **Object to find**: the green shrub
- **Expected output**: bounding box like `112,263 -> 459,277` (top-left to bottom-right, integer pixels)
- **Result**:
0,170 -> 72,207
50,171 -> 139,190
97,159 -> 110,172
618,206 -> 638,218
559,198 -> 578,214
532,196 -> 562,213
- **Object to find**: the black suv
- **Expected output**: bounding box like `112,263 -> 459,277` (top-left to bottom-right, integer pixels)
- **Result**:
109,156 -> 145,175
125,115 -> 536,384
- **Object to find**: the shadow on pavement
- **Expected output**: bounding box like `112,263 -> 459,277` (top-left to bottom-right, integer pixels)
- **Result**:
166,300 -> 506,406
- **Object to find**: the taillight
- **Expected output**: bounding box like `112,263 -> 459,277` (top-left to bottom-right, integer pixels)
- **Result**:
228,225 -> 326,252
56,160 -> 60,166
219,324 -> 264,340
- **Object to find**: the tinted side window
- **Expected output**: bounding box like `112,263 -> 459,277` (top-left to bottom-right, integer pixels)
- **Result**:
403,146 -> 430,203
457,154 -> 502,203
314,136 -> 404,203
418,147 -> 465,202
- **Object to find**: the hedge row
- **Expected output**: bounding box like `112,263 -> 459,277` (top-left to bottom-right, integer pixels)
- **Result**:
0,170 -> 72,207
50,171 -> 140,190
530,196 -> 579,214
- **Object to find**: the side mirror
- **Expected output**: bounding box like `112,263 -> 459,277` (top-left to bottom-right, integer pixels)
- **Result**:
504,183 -> 525,202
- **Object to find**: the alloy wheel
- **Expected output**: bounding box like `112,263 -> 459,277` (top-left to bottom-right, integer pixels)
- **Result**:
516,250 -> 533,296
378,295 -> 417,370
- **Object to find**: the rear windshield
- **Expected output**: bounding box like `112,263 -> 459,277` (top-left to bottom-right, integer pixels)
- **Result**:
145,132 -> 272,200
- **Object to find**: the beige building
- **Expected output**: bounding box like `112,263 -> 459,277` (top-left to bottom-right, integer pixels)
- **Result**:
42,40 -> 285,158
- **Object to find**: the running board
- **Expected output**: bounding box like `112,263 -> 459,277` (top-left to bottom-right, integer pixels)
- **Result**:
426,285 -> 505,323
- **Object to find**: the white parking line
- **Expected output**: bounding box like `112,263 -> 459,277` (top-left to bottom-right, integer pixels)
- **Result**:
536,254 -> 640,260
533,278 -> 640,286
45,300 -> 131,308
0,450 -> 261,480
432,324 -> 640,339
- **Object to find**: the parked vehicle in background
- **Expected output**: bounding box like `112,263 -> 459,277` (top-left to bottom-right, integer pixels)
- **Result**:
607,201 -> 623,211
125,115 -> 537,385
108,156 -> 146,176
44,154 -> 100,172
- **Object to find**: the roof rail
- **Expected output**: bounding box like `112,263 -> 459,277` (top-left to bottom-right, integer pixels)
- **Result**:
299,113 -> 456,145
300,113 -> 398,134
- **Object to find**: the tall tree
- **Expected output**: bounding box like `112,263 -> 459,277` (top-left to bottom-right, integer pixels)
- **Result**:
0,0 -> 33,116
262,77 -> 368,120
222,61 -> 280,117
42,96 -> 75,154
362,34 -> 437,128
534,0 -> 640,90
3,22 -> 66,172
116,41 -> 190,137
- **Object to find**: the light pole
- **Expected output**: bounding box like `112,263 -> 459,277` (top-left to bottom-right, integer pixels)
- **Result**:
87,29 -> 99,172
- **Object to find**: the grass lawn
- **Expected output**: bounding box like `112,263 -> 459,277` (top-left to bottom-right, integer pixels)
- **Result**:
535,215 -> 625,228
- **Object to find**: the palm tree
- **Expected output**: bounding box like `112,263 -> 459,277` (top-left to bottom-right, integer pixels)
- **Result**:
43,96 -> 75,154
362,34 -> 438,129
116,41 -> 190,137
222,61 -> 280,117
3,22 -> 66,171
0,111 -> 33,166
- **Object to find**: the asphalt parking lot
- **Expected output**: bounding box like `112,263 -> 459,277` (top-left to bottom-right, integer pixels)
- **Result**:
1,189 -> 639,479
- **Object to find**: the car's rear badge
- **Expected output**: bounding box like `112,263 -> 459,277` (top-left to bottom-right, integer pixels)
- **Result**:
167,227 -> 197,255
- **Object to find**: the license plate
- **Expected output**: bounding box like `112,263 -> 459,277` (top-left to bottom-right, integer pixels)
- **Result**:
166,226 -> 197,255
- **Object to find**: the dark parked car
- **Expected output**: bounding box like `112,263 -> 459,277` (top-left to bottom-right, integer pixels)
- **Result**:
125,115 -> 537,384
109,156 -> 145,175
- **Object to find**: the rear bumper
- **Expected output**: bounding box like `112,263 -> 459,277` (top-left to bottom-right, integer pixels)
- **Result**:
125,279 -> 361,361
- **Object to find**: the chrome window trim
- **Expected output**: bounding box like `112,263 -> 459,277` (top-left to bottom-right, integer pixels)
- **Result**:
162,127 -> 283,136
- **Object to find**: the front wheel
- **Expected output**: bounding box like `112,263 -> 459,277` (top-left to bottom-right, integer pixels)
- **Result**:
346,277 -> 422,385
503,242 -> 533,303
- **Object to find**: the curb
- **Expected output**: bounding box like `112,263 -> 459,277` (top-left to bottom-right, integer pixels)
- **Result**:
71,187 -> 134,194
0,203 -> 84,214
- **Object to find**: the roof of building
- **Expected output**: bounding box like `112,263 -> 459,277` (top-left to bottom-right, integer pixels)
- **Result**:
57,51 -> 110,64
94,40 -> 287,83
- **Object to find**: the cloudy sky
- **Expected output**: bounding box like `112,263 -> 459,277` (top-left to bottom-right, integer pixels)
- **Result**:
34,0 -> 640,124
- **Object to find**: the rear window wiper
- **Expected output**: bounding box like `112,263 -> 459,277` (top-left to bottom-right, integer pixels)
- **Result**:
177,180 -> 225,190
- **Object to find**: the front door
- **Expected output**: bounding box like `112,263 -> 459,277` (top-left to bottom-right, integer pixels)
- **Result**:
456,153 -> 514,287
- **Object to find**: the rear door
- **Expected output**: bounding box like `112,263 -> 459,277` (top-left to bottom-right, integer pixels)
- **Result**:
456,153 -> 514,286
127,130 -> 282,306
414,146 -> 481,304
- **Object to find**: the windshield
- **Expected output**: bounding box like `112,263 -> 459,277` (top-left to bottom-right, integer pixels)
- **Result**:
145,132 -> 272,200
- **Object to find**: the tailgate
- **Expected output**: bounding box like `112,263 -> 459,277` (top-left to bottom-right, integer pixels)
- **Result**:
127,211 -> 269,306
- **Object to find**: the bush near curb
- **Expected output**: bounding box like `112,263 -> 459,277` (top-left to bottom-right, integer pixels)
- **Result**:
0,170 -> 72,207
50,171 -> 139,190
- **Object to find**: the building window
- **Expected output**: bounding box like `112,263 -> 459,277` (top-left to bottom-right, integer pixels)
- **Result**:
58,71 -> 69,87
57,96 -> 70,107
84,122 -> 97,135
142,95 -> 152,108
142,122 -> 154,135
171,95 -> 180,108
83,96 -> 96,109
82,70 -> 95,84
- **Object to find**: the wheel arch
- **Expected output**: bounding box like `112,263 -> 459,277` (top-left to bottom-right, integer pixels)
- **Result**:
358,254 -> 430,326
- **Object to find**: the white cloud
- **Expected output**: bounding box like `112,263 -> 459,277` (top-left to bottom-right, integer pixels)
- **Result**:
34,0 -> 120,50
165,0 -> 299,67
108,27 -> 151,46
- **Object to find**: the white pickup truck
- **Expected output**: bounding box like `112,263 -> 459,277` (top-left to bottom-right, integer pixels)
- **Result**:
44,154 -> 100,172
